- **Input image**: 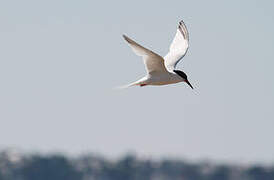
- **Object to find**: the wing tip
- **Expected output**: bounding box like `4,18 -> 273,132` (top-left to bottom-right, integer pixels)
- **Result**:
122,34 -> 127,40
178,20 -> 187,28
178,20 -> 189,40
179,20 -> 185,25
122,34 -> 133,44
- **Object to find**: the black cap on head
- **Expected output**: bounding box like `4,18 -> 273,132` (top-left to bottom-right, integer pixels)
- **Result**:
173,70 -> 188,80
173,70 -> 193,89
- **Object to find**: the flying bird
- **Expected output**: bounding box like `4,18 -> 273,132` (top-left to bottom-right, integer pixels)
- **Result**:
121,20 -> 193,89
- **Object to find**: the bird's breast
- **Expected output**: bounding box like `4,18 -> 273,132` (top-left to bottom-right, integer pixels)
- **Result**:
147,73 -> 183,85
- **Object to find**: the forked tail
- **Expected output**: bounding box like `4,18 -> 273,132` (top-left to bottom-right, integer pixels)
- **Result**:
114,81 -> 140,89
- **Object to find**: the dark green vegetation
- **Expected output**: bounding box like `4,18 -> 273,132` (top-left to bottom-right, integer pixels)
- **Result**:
0,150 -> 273,180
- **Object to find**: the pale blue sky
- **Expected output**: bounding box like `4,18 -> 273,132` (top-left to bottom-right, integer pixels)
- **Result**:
0,0 -> 274,164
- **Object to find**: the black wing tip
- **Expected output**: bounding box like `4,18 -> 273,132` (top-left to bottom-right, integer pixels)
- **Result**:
178,20 -> 189,40
178,20 -> 187,27
179,20 -> 185,25
122,34 -> 131,43
122,34 -> 128,40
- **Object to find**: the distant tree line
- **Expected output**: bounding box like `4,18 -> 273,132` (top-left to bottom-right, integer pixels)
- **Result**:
0,150 -> 273,180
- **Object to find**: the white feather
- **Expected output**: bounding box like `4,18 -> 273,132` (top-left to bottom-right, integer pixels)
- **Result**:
164,20 -> 189,72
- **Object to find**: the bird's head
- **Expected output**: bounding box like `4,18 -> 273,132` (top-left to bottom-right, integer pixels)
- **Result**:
173,70 -> 193,89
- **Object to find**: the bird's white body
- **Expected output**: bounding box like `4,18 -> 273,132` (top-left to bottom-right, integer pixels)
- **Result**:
122,20 -> 192,88
129,72 -> 183,87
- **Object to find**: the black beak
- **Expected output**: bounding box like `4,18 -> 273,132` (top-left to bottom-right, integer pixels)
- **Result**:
185,79 -> 194,89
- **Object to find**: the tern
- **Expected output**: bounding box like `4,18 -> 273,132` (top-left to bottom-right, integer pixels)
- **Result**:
122,20 -> 193,89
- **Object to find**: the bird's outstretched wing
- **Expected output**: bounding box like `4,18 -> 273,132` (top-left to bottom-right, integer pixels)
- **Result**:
164,20 -> 189,72
123,35 -> 168,75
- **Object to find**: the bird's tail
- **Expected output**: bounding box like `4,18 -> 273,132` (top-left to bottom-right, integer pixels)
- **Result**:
114,81 -> 140,90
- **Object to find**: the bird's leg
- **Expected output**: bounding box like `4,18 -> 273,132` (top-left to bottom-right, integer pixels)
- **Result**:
140,84 -> 147,87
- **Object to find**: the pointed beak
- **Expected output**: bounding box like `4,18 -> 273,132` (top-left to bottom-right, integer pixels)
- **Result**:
185,79 -> 194,89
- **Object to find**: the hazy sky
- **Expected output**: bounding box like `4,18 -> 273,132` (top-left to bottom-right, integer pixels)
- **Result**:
0,0 -> 274,164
